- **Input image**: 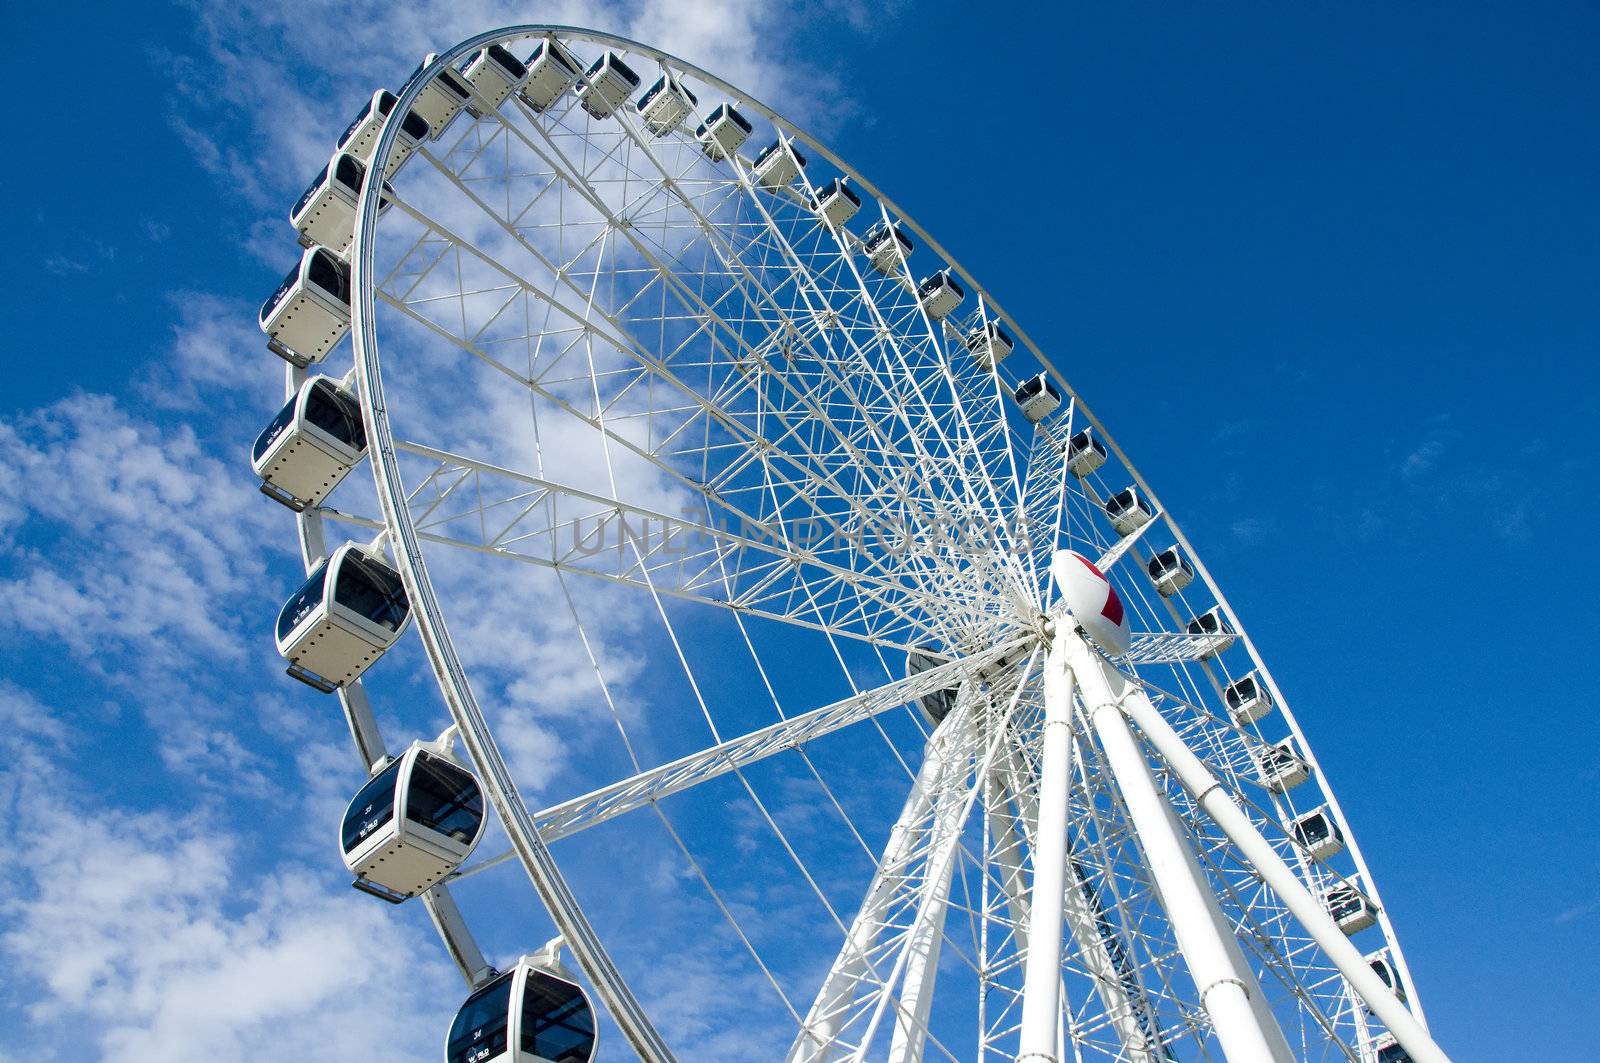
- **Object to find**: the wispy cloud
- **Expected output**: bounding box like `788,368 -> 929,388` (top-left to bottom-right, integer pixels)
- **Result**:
1230,514 -> 1277,544
1553,898 -> 1599,925
0,691 -> 456,1062
1400,437 -> 1446,480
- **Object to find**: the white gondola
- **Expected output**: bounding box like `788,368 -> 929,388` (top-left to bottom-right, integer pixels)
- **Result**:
1065,428 -> 1108,477
463,44 -> 528,118
407,54 -> 472,138
1224,671 -> 1274,724
1013,373 -> 1062,424
1374,1034 -> 1412,1063
636,72 -> 698,136
447,959 -> 597,1063
905,648 -> 958,727
1255,735 -> 1312,792
289,152 -> 392,254
965,320 -> 1014,370
1146,546 -> 1194,597
1365,949 -> 1408,1005
814,177 -> 861,227
753,137 -> 807,189
252,376 -> 368,511
335,89 -> 431,181
695,102 -> 752,161
1104,485 -> 1154,536
1323,880 -> 1379,935
259,245 -> 351,367
575,51 -> 640,119
1185,606 -> 1235,658
862,221 -> 913,276
1290,805 -> 1346,860
519,39 -> 582,112
276,543 -> 411,693
917,270 -> 964,320
341,741 -> 487,903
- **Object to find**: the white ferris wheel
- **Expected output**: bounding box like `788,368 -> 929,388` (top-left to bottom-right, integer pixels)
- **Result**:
249,24 -> 1451,1063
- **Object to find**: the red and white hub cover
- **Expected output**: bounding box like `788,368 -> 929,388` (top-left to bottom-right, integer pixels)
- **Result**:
1050,549 -> 1133,656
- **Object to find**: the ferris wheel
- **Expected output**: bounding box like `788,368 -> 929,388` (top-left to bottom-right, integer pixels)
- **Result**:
248,24 -> 1451,1063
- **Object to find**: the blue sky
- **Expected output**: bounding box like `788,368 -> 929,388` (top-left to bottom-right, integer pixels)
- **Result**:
1,2 -> 1596,1060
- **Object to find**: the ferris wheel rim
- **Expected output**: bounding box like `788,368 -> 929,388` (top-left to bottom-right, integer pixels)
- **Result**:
326,22 -> 1434,1060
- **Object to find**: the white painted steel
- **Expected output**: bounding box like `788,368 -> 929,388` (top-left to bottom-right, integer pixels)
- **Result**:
249,20 -> 1444,1063
355,37 -> 677,1062
789,707 -> 956,1063
1116,686 -> 1452,1063
1068,633 -> 1294,1063
1015,635 -> 1075,1063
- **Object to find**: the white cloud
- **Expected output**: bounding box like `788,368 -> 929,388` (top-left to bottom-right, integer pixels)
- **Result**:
178,0 -> 851,216
0,388 -> 301,787
0,7 -> 916,1059
0,685 -> 475,1062
143,291 -> 284,415
0,393 -> 276,670
0,698 -> 458,1063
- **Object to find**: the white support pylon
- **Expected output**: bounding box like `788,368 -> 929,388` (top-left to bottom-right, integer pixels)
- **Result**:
993,740 -> 1167,1062
1066,631 -> 1296,1063
1114,682 -> 1453,1063
888,718 -> 974,1061
1016,632 -> 1077,1062
788,700 -> 965,1062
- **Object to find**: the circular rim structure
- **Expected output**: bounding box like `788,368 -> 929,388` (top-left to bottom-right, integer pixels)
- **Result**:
251,22 -> 1462,1062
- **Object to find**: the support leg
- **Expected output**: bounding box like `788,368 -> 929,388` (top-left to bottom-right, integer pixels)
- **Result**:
789,705 -> 964,1062
1115,684 -> 1452,1063
1067,633 -> 1294,1063
888,728 -> 974,1061
1016,634 -> 1077,1061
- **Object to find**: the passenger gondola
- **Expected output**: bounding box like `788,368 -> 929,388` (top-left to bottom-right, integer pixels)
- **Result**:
289,151 -> 393,254
1255,735 -> 1311,792
753,137 -> 807,189
1145,546 -> 1193,597
520,39 -> 582,112
463,45 -> 529,118
1065,427 -> 1107,477
1185,606 -> 1235,658
917,271 -> 964,320
342,741 -> 487,902
1365,949 -> 1408,1005
1013,373 -> 1062,424
276,543 -> 411,692
1223,671 -> 1274,724
407,54 -> 472,138
252,375 -> 368,511
336,89 -> 432,180
1374,1034 -> 1412,1063
1103,485 -> 1154,536
963,321 -> 1013,370
259,245 -> 351,367
1290,805 -> 1345,860
1323,880 -> 1379,935
814,177 -> 861,227
576,51 -> 640,119
637,72 -> 698,136
862,221 -> 913,276
447,960 -> 597,1063
695,102 -> 752,161
905,647 -> 958,727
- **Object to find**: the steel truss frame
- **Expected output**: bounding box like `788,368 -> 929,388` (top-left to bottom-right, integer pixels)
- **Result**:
256,22 -> 1449,1063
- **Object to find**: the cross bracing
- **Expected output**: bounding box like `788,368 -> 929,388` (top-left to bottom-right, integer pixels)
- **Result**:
264,25 -> 1446,1063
